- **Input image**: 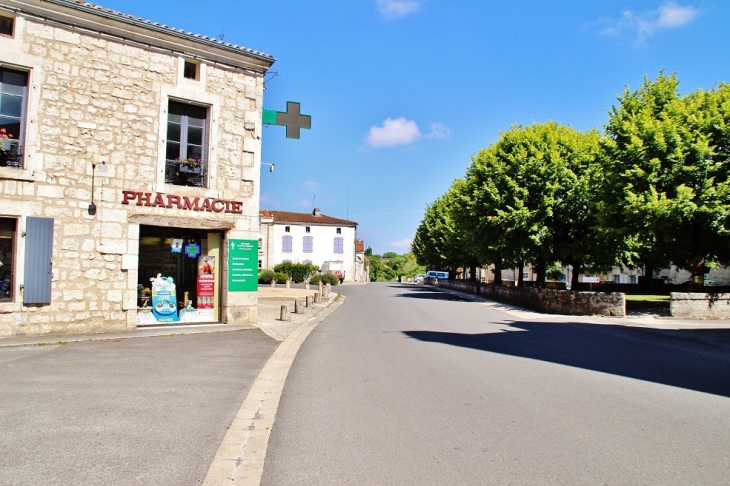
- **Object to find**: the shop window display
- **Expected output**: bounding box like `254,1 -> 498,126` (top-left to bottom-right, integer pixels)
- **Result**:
0,218 -> 14,300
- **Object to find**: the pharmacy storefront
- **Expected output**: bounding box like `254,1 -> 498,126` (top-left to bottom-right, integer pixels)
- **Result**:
123,190 -> 259,327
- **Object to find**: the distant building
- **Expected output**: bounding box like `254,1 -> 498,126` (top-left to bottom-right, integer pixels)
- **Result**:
259,209 -> 365,281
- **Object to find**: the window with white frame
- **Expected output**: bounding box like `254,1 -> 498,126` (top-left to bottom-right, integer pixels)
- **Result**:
165,100 -> 208,187
334,237 -> 344,254
0,67 -> 28,168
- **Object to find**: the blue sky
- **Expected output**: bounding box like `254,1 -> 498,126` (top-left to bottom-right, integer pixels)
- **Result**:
99,0 -> 730,254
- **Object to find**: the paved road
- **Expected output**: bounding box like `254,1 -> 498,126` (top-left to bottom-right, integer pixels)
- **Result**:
262,283 -> 730,485
0,330 -> 278,486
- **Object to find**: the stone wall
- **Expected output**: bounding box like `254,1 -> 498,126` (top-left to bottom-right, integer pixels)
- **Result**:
0,11 -> 266,337
670,293 -> 730,319
433,279 -> 626,317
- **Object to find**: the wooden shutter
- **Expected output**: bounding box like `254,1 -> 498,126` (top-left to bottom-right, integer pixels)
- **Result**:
23,217 -> 53,304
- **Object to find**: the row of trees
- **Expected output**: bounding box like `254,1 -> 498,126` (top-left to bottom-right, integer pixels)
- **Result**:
413,73 -> 730,288
366,250 -> 426,282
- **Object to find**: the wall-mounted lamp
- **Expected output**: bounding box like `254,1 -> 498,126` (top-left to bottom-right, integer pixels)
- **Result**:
89,161 -> 106,216
261,162 -> 275,172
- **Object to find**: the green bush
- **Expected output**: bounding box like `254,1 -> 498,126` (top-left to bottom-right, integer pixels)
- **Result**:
273,262 -> 320,283
258,269 -> 275,284
310,272 -> 339,286
274,272 -> 289,284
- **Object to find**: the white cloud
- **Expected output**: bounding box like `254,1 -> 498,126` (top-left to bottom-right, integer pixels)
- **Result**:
390,238 -> 413,250
298,199 -> 312,208
366,118 -> 450,148
375,0 -> 420,20
597,2 -> 698,45
426,122 -> 451,140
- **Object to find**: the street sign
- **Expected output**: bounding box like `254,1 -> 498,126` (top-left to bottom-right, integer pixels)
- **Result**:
228,239 -> 258,292
262,101 -> 311,139
583,276 -> 600,283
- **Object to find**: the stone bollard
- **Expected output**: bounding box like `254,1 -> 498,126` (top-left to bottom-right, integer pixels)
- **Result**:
306,295 -> 313,307
279,304 -> 291,321
286,279 -> 291,289
270,279 -> 275,288
294,298 -> 304,314
314,292 -> 321,304
318,281 -> 323,294
326,283 -> 331,296
304,280 -> 310,290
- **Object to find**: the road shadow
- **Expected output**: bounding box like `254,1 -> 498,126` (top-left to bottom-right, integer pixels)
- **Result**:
388,284 -> 471,302
403,322 -> 730,397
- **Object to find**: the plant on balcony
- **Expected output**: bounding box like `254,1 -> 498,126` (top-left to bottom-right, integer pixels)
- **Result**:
176,157 -> 202,167
0,128 -> 12,154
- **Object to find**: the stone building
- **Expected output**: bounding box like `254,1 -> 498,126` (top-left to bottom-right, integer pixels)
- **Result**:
0,0 -> 274,337
259,208 -> 365,282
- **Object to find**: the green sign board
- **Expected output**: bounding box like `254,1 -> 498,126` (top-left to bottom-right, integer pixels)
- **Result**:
228,239 -> 258,292
262,101 -> 311,139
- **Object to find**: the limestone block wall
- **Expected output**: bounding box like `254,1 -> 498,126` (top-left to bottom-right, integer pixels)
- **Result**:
433,279 -> 626,317
0,13 -> 265,337
670,293 -> 730,319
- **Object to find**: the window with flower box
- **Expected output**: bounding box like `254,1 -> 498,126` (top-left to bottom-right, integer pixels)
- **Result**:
0,67 -> 27,168
165,100 -> 208,187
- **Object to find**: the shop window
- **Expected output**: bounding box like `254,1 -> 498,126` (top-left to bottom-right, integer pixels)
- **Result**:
0,67 -> 28,168
334,237 -> 344,254
336,227 -> 341,234
165,100 -> 208,187
183,61 -> 198,80
282,235 -> 292,253
0,16 -> 13,36
0,218 -> 15,301
303,236 -> 313,253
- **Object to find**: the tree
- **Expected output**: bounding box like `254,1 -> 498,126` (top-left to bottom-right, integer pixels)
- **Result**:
464,122 -> 605,287
601,73 -> 730,283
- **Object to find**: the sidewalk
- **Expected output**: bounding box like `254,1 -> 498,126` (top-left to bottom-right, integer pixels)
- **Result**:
0,285 -> 339,347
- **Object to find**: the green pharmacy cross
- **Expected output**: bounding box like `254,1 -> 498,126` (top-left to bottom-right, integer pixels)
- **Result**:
262,101 -> 311,139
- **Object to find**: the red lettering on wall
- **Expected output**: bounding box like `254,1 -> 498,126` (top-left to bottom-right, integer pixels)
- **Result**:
200,198 -> 212,212
122,191 -> 137,205
139,192 -> 152,206
181,197 -> 200,211
167,195 -> 181,209
212,199 -> 225,212
230,201 -> 243,214
153,193 -> 165,207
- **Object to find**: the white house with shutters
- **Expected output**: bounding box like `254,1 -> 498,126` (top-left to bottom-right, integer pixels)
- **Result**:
259,208 -> 361,281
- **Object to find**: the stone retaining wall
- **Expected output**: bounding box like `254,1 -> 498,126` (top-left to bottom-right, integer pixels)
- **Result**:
432,279 -> 625,317
670,293 -> 730,319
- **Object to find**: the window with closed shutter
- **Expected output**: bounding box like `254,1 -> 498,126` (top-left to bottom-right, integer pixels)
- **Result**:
303,236 -> 313,253
282,235 -> 292,253
23,217 -> 53,304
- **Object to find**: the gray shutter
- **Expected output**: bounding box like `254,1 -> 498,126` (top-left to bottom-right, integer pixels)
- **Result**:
24,217 -> 54,304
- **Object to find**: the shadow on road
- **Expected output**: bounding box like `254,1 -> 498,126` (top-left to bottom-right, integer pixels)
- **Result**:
403,322 -> 730,398
387,284 -> 471,302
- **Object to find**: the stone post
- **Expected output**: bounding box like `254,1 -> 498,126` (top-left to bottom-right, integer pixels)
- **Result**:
270,279 -> 275,288
304,280 -> 310,290
286,279 -> 291,289
294,298 -> 304,314
314,292 -> 321,304
279,304 -> 291,321
306,295 -> 313,307
318,281 -> 323,294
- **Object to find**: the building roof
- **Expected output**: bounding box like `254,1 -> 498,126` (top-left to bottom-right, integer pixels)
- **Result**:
9,0 -> 275,70
260,209 -> 357,227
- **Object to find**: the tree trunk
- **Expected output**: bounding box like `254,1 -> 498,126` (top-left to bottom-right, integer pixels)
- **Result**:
493,258 -> 502,286
641,264 -> 654,287
571,260 -> 582,290
535,257 -> 547,289
517,264 -> 524,287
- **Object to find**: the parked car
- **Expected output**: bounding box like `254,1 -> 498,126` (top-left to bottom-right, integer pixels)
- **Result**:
415,274 -> 426,283
426,270 -> 449,280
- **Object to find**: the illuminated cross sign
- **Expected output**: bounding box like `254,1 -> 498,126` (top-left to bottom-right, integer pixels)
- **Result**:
262,101 -> 311,139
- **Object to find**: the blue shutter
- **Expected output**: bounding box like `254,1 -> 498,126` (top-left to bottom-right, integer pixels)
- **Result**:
24,217 -> 53,304
334,237 -> 344,254
282,235 -> 292,253
303,236 -> 313,253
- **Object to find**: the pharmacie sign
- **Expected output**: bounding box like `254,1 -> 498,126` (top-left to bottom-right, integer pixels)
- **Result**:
122,190 -> 244,214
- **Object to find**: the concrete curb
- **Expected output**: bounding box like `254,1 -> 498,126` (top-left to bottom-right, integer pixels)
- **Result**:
202,295 -> 345,486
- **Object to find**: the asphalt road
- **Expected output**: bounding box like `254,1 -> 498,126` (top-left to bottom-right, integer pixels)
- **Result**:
0,329 -> 279,486
262,283 -> 730,485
